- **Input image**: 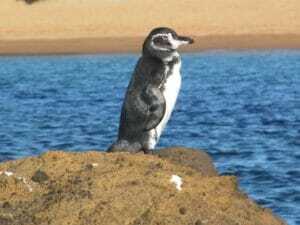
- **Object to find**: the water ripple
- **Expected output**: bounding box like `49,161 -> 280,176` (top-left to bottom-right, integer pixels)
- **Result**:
0,51 -> 299,224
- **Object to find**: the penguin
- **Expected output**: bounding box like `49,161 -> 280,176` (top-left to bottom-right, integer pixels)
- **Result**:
108,27 -> 194,153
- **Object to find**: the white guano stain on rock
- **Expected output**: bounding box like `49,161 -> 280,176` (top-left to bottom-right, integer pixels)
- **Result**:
4,171 -> 14,176
17,176 -> 33,192
0,170 -> 33,192
92,163 -> 99,168
170,174 -> 183,191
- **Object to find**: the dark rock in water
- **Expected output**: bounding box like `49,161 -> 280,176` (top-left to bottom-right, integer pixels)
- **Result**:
0,148 -> 286,225
155,147 -> 218,176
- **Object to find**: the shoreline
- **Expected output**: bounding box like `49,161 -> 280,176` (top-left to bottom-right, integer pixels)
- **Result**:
1,34 -> 300,56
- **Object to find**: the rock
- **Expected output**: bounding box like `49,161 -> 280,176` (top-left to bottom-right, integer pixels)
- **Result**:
31,170 -> 49,183
155,147 -> 218,176
0,148 -> 286,225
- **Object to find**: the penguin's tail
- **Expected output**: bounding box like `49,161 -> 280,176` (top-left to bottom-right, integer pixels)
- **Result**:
107,139 -> 143,153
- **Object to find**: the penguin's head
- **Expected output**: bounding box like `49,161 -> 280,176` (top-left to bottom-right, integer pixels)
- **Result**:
143,27 -> 194,60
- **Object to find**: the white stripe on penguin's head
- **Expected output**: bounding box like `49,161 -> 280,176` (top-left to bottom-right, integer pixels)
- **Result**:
151,33 -> 191,51
151,33 -> 170,51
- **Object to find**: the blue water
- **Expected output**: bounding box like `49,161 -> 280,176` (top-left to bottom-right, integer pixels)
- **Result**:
0,51 -> 299,224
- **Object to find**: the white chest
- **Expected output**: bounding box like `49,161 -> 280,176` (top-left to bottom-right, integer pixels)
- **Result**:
156,61 -> 182,138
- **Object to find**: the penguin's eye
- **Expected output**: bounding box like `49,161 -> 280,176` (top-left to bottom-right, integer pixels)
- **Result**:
153,37 -> 164,44
153,36 -> 171,47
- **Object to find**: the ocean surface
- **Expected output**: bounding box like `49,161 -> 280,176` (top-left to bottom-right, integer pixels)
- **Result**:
0,51 -> 299,224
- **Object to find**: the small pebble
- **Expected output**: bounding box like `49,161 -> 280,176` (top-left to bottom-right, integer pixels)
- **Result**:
31,170 -> 49,183
195,220 -> 202,225
2,201 -> 11,209
179,207 -> 187,215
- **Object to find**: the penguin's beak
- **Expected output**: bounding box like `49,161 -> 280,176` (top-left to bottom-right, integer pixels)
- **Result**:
170,35 -> 194,50
177,36 -> 194,45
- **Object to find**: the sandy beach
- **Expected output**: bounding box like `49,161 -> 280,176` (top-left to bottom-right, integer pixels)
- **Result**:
1,0 -> 300,54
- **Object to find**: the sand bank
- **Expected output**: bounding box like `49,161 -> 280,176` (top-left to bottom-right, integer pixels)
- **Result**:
1,0 -> 300,54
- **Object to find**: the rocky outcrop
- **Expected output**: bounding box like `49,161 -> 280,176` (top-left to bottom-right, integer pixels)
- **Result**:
0,148 -> 286,225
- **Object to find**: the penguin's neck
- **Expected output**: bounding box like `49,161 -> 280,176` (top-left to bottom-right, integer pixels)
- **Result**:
143,50 -> 180,65
159,52 -> 181,91
162,51 -> 180,64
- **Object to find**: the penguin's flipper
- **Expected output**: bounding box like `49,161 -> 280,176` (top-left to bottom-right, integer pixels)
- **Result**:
123,85 -> 165,133
140,85 -> 166,131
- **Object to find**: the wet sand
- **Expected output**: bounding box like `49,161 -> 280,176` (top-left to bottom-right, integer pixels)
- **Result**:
1,34 -> 300,55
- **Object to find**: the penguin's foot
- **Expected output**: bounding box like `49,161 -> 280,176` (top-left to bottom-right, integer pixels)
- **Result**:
107,140 -> 142,154
142,148 -> 154,154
